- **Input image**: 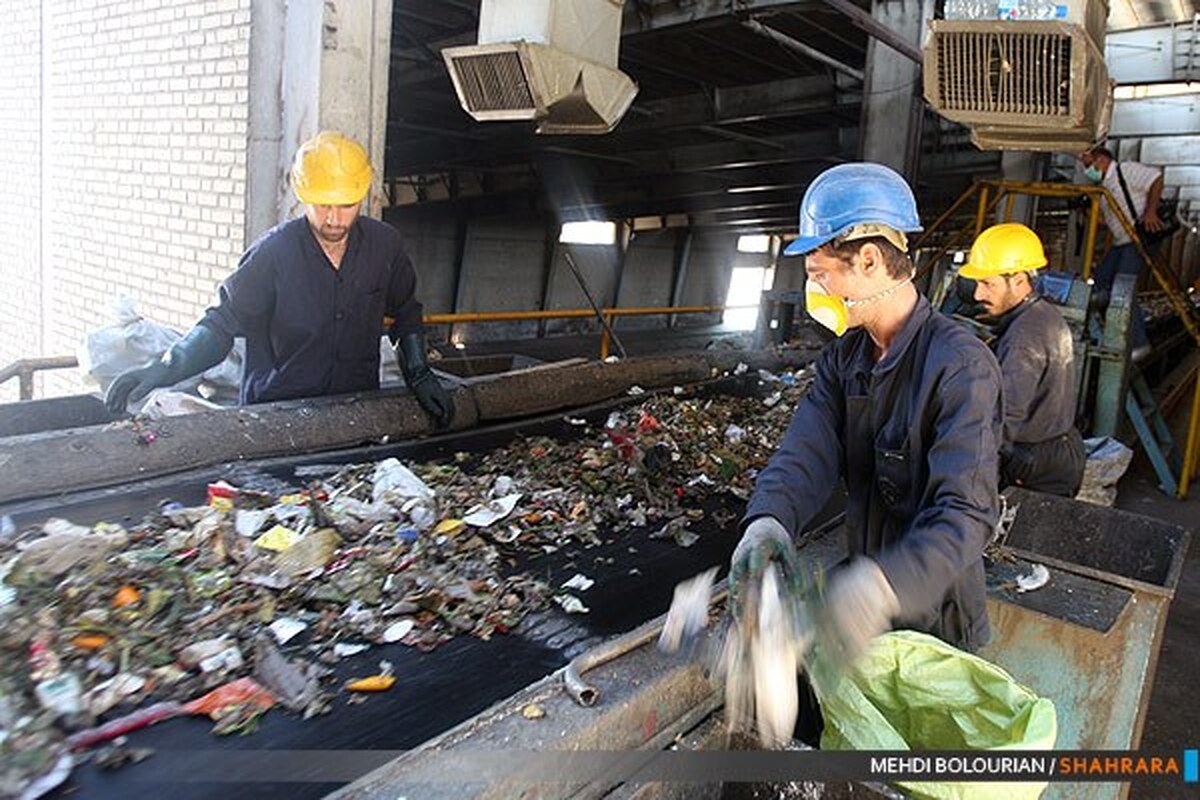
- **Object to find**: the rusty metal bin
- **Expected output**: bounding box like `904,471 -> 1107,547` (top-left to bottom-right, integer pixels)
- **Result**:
981,488 -> 1190,800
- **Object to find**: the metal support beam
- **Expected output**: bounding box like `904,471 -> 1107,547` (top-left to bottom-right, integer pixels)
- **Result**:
448,214 -> 470,342
698,125 -> 789,150
610,222 -> 633,316
537,225 -> 558,338
821,0 -> 924,63
669,229 -> 694,327
388,76 -> 839,175
741,19 -> 865,81
621,0 -> 821,35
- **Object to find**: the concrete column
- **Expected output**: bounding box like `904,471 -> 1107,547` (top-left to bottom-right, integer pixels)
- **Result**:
246,0 -> 286,244
247,0 -> 394,233
859,0 -> 933,180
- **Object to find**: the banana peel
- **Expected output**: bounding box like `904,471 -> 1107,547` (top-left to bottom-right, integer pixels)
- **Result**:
344,675 -> 396,692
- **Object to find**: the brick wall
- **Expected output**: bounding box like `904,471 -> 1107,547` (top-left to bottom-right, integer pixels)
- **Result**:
0,7 -> 43,401
8,1 -> 252,399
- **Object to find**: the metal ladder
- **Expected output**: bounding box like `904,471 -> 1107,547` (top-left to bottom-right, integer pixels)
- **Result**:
1125,370 -> 1184,495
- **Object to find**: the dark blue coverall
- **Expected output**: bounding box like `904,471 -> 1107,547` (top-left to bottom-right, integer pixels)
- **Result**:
745,295 -> 1003,651
991,295 -> 1085,497
198,217 -> 425,405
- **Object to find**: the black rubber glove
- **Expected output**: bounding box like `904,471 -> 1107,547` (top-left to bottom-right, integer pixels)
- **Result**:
394,332 -> 454,428
105,325 -> 230,413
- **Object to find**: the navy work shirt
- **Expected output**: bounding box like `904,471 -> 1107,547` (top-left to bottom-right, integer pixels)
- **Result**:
990,295 -> 1076,447
199,217 -> 424,404
745,295 -> 1002,650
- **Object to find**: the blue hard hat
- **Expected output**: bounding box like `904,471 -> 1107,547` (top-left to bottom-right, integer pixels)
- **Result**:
783,162 -> 923,256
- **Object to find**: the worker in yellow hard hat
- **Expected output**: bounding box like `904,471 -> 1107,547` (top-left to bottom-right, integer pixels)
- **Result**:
960,223 -> 1085,497
106,131 -> 454,427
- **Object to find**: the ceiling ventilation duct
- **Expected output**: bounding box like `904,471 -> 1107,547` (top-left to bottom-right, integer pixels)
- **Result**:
923,0 -> 1113,151
442,0 -> 639,135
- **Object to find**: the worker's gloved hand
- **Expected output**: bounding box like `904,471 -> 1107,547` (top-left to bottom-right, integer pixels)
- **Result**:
105,361 -> 174,413
728,516 -> 798,621
821,557 -> 899,665
105,325 -> 229,414
395,332 -> 455,428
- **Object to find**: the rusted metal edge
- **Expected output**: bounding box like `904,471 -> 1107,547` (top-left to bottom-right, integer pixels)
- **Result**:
0,350 -> 813,506
328,622 -> 723,800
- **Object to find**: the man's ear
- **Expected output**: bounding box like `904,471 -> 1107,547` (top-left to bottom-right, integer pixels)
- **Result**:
856,241 -> 883,276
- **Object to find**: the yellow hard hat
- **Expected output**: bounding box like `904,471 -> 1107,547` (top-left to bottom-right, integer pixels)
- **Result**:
290,131 -> 373,206
958,223 -> 1048,281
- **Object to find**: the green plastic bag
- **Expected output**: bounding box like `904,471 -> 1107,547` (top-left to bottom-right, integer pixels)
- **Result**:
818,630 -> 1057,800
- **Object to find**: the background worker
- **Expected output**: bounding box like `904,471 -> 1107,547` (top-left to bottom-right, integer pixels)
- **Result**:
1079,146 -> 1169,358
961,224 -> 1086,497
105,131 -> 454,426
729,163 -> 1002,684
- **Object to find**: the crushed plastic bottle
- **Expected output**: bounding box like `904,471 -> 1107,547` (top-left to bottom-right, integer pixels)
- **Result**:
997,0 -> 1067,20
944,0 -> 999,20
945,0 -> 1067,20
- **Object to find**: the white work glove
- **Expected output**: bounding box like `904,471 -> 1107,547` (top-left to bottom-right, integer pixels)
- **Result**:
822,557 -> 900,665
728,517 -> 799,621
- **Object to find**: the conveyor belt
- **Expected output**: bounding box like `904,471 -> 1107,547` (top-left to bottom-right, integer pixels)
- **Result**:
12,380 -> 838,800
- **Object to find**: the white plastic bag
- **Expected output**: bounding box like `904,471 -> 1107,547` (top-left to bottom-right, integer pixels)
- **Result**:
1075,436 -> 1134,507
139,389 -> 224,419
77,296 -> 242,402
77,297 -> 179,389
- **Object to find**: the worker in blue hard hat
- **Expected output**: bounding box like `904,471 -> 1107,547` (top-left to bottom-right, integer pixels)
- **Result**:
961,223 -> 1085,497
729,163 -> 1003,708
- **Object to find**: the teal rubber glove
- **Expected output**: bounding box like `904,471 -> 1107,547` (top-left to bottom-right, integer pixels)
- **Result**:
728,516 -> 801,622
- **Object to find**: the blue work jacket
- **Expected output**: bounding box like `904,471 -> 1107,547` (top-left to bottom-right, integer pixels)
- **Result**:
199,217 -> 424,404
746,295 -> 1003,649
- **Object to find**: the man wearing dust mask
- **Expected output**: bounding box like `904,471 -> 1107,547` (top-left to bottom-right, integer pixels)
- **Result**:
727,162 -> 1003,743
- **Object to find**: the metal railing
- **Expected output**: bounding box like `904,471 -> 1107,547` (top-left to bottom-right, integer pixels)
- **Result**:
0,357 -> 79,401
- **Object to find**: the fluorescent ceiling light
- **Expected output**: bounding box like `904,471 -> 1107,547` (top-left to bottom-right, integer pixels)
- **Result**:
560,221 -> 617,245
737,235 -> 771,253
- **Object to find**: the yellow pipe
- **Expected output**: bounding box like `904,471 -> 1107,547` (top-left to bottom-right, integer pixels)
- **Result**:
918,189 -> 1006,282
422,305 -> 731,325
412,304 -> 756,359
1082,195 -> 1102,281
911,183 -> 979,252
986,180 -> 1109,199
1179,373 -> 1200,499
974,185 -> 990,238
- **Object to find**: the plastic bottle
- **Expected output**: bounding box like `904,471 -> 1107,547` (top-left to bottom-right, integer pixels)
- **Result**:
997,0 -> 1065,20
946,0 -> 1000,20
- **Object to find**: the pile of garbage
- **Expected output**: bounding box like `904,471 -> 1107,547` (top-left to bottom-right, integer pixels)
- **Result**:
0,369 -> 811,796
